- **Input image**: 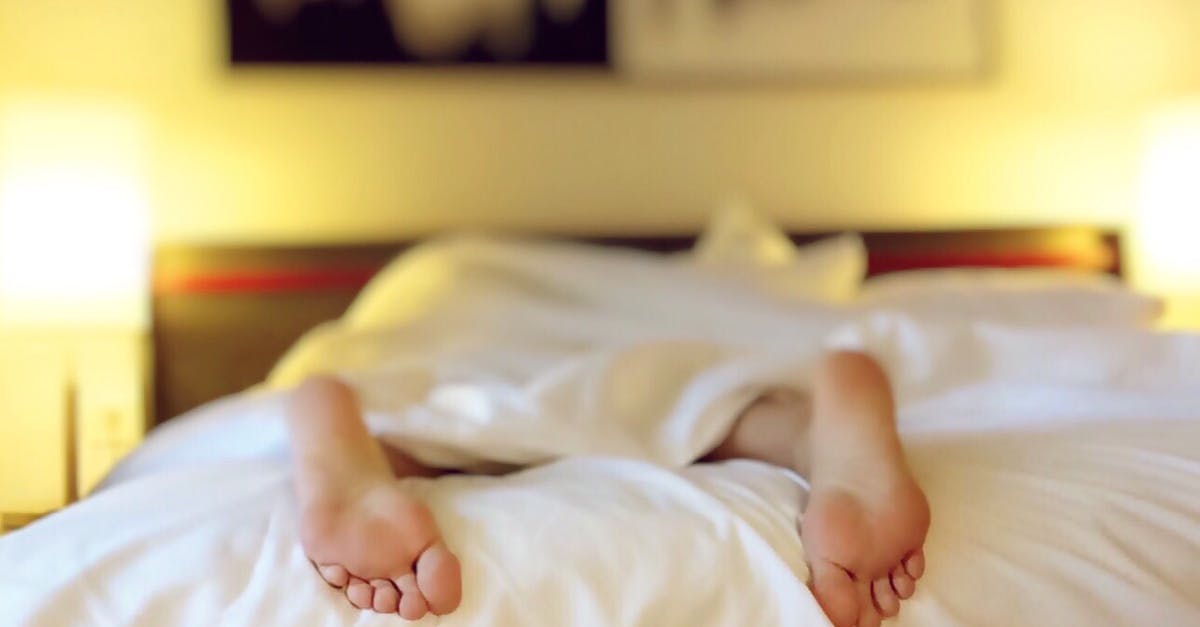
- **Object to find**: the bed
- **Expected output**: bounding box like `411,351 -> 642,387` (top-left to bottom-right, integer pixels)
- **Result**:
2,217 -> 1198,627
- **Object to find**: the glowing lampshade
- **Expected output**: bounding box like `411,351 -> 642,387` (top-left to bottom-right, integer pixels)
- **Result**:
1132,104 -> 1200,327
0,101 -> 149,328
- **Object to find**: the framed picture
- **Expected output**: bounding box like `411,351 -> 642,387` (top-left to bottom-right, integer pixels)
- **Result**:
228,0 -> 988,79
228,0 -> 610,66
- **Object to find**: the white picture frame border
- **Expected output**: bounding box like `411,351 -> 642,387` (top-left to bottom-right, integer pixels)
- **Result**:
612,0 -> 991,82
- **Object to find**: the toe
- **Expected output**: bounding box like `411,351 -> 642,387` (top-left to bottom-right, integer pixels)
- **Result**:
858,612 -> 882,627
416,541 -> 462,616
316,564 -> 350,588
871,577 -> 900,618
346,577 -> 374,610
856,581 -> 882,627
371,579 -> 400,614
809,560 -> 859,627
890,566 -> 915,599
904,549 -> 926,579
396,573 -> 430,620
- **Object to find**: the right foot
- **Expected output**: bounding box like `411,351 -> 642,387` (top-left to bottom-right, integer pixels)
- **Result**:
798,352 -> 931,627
801,469 -> 929,627
299,477 -> 462,619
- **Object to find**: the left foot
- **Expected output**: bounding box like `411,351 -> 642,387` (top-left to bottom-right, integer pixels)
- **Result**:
287,377 -> 462,619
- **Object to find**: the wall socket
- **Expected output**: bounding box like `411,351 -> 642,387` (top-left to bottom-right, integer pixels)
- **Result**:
74,331 -> 148,496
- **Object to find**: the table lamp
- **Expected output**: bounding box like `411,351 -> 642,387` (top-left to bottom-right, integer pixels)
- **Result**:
1132,102 -> 1200,329
0,100 -> 150,512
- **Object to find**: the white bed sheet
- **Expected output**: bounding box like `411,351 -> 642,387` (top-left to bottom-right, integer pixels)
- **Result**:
3,238 -> 1200,626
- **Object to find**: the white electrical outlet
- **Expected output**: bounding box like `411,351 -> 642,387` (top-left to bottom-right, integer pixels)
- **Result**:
74,330 -> 148,496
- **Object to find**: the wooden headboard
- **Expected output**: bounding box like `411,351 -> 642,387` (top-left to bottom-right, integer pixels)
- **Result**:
152,227 -> 1122,425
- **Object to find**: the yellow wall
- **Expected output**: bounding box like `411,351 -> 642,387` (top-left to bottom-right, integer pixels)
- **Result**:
2,1 -> 1199,243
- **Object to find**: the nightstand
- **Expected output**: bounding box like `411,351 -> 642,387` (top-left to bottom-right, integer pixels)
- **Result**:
1,512 -> 46,534
0,331 -> 70,519
0,328 -> 149,520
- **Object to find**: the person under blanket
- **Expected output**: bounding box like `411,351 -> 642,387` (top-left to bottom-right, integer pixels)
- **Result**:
284,350 -> 930,627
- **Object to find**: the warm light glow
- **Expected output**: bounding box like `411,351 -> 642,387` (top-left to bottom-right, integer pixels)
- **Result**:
0,101 -> 149,328
1132,104 -> 1200,326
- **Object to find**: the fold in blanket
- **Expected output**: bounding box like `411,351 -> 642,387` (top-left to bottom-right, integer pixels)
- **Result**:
264,236 -> 849,469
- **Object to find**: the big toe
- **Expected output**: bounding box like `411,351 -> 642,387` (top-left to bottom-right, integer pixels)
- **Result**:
416,541 -> 462,615
810,560 -> 859,627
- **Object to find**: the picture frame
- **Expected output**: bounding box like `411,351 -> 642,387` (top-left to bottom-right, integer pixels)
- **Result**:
228,0 -> 989,80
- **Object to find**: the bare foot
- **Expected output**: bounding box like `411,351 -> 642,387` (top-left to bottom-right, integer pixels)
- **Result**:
798,354 -> 930,627
801,475 -> 928,626
300,476 -> 462,619
286,376 -> 461,619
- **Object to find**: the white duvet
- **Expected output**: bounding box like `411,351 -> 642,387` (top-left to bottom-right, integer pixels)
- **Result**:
3,236 -> 1200,626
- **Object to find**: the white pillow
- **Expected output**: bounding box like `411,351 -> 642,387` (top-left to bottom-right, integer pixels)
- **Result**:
690,202 -> 866,303
859,268 -> 1164,326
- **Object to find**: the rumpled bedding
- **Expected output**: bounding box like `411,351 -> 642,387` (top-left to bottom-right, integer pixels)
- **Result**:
3,236 -> 1198,626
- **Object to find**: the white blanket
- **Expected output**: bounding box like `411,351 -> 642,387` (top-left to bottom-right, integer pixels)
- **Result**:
3,237 -> 1200,626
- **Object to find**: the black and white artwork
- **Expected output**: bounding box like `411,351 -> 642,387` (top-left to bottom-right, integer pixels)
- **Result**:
228,0 -> 609,65
228,0 -> 987,79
